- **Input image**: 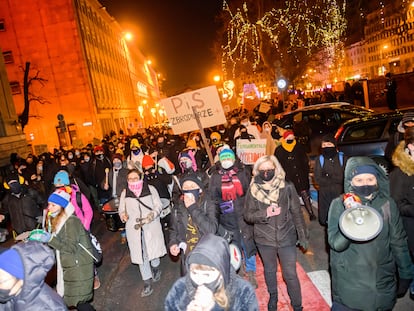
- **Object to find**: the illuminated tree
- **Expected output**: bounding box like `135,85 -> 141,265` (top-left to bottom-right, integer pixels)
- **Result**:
218,0 -> 347,85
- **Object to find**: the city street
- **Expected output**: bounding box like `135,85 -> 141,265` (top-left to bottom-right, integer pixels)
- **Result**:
88,201 -> 414,311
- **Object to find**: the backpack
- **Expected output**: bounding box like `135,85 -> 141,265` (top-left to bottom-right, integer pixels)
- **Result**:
74,185 -> 103,264
319,152 -> 344,168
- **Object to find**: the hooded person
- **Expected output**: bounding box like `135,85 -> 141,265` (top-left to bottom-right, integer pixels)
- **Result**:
165,233 -> 258,311
168,173 -> 218,276
313,134 -> 347,226
0,242 -> 67,310
127,138 -> 144,171
327,156 -> 413,311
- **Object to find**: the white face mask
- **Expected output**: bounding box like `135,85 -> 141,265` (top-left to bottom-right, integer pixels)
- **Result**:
221,159 -> 234,169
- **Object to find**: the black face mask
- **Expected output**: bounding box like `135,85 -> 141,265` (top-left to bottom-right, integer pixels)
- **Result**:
286,139 -> 294,144
8,182 -> 22,195
190,275 -> 223,293
352,185 -> 378,197
0,283 -> 17,303
96,154 -> 104,160
157,142 -> 165,148
322,147 -> 337,158
258,169 -> 275,181
183,189 -> 201,201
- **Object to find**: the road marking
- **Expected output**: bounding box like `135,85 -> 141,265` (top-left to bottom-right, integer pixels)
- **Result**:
307,270 -> 332,307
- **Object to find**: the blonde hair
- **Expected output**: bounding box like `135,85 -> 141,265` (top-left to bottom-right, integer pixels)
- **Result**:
189,264 -> 229,310
252,155 -> 285,178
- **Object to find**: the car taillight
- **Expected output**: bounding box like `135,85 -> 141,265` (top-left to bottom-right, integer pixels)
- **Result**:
335,126 -> 344,140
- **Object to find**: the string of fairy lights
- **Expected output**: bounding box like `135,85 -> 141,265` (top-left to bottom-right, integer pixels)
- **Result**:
221,0 -> 348,80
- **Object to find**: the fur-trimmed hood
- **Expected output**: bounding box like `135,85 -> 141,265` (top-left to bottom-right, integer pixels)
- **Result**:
392,141 -> 414,176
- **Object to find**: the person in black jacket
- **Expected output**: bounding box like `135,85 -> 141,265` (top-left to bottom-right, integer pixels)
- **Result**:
168,173 -> 218,276
209,148 -> 257,288
0,173 -> 44,235
274,130 -> 316,221
244,155 -> 308,311
313,134 -> 347,226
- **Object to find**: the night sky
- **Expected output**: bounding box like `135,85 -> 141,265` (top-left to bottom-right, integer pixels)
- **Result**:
98,0 -> 223,95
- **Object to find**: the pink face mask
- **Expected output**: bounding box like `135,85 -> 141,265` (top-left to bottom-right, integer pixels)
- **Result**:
128,180 -> 143,197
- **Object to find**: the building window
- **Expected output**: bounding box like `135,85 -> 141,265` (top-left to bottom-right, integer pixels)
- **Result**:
0,19 -> 5,31
10,81 -> 21,94
3,50 -> 14,64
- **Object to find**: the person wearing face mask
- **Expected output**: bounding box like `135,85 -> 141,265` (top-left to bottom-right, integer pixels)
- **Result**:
165,233 -> 258,311
126,138 -> 144,171
209,148 -> 258,288
274,129 -> 316,221
390,126 -> 414,300
29,189 -> 96,311
244,155 -> 309,311
89,145 -> 112,210
0,242 -> 67,310
118,169 -> 166,297
327,156 -> 413,311
233,115 -> 261,141
313,134 -> 347,226
168,173 -> 218,276
0,173 -> 44,236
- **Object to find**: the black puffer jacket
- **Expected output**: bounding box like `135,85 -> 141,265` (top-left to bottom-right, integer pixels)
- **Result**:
1,241 -> 67,310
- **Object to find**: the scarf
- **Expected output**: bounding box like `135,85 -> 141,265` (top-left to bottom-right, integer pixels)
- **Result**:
281,139 -> 296,152
220,167 -> 244,201
250,172 -> 285,205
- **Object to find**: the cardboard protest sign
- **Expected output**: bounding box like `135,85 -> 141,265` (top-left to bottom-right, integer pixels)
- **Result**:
160,86 -> 226,135
236,139 -> 267,165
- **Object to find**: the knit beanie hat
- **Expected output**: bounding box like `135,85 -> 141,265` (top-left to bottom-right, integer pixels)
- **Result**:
283,130 -> 295,139
351,165 -> 378,178
53,170 -> 70,186
112,153 -> 123,162
48,189 -> 71,208
130,138 -> 140,148
142,155 -> 155,168
0,248 -> 24,280
179,173 -> 204,189
219,148 -> 235,162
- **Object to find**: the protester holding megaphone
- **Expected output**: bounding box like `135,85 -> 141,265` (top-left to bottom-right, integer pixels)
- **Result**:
327,156 -> 413,311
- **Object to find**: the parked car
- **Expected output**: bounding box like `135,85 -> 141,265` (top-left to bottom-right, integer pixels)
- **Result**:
271,102 -> 374,155
335,109 -> 414,173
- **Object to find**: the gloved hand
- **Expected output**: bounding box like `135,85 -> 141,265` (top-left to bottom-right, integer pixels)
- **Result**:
297,240 -> 309,253
29,230 -> 51,243
397,278 -> 412,298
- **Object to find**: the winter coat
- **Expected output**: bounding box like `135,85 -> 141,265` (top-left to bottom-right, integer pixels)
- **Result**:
327,156 -> 413,311
1,241 -> 67,311
390,141 -> 414,252
108,167 -> 128,198
274,142 -> 310,193
47,203 -> 94,307
244,180 -> 308,248
313,152 -> 346,225
165,234 -> 258,311
0,186 -> 44,234
168,194 -> 218,250
209,161 -> 255,254
118,182 -> 167,265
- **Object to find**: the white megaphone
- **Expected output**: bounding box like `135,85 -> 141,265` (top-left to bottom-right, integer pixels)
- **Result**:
229,243 -> 242,271
339,204 -> 383,242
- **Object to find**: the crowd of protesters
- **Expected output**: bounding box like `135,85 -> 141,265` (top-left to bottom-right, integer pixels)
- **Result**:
0,109 -> 414,310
